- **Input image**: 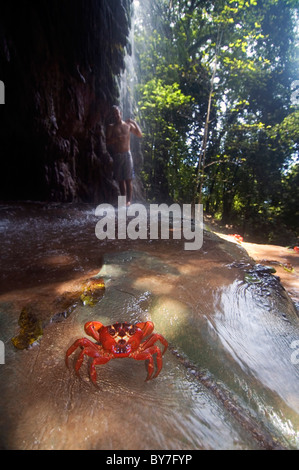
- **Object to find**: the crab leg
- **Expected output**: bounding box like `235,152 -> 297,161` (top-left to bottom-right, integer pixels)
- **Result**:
136,321 -> 154,339
147,345 -> 163,380
133,345 -> 164,381
74,346 -> 100,375
132,350 -> 154,381
65,338 -> 96,366
89,356 -> 111,384
141,333 -> 168,356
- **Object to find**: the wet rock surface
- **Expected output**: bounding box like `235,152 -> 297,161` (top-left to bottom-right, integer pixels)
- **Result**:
0,1 -> 134,203
0,203 -> 298,450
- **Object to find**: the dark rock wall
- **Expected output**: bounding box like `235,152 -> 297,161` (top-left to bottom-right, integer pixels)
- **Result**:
0,0 -> 133,202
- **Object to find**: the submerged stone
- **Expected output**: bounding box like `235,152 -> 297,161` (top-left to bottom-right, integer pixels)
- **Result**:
50,291 -> 81,322
11,306 -> 43,350
80,277 -> 105,306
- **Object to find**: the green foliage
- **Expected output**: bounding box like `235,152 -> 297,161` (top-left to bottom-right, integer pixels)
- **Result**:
139,79 -> 193,113
134,0 -> 299,239
137,78 -> 194,201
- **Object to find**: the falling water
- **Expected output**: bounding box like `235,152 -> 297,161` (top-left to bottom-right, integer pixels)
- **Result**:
118,0 -> 144,197
119,1 -> 138,119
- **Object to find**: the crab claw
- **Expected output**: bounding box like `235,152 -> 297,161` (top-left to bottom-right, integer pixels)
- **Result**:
84,321 -> 104,342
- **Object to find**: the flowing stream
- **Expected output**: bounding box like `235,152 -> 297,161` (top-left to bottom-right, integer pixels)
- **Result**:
0,203 -> 298,450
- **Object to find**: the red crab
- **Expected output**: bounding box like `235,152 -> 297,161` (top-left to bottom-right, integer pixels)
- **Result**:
233,234 -> 243,243
65,321 -> 168,384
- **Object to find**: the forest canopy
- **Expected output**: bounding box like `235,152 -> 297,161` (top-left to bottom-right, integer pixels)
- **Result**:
132,0 -> 299,242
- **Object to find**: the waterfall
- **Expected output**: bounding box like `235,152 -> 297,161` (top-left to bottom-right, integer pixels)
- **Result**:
119,0 -> 144,201
119,1 -> 138,119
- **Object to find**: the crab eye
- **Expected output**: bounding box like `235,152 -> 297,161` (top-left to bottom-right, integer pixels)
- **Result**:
108,327 -> 116,336
128,326 -> 136,336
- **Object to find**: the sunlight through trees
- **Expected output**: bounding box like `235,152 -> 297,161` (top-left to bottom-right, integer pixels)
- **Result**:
133,0 -> 299,240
